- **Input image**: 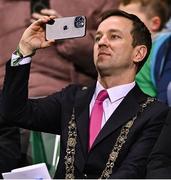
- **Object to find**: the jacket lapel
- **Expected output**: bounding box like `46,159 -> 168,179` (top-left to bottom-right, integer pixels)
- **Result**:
91,85 -> 147,149
74,84 -> 95,157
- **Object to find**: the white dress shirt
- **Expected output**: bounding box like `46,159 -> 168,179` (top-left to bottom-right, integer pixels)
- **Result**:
90,81 -> 135,128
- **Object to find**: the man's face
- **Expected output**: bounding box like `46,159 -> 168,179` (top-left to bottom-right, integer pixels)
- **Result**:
119,3 -> 152,32
94,16 -> 136,77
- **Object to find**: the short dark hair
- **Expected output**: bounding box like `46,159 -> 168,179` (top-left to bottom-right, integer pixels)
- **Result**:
120,0 -> 170,30
99,9 -> 152,72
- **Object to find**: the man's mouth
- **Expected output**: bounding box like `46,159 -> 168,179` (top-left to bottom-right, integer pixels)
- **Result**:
98,52 -> 110,57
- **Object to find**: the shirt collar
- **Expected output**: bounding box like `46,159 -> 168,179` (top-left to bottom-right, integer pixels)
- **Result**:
95,81 -> 135,103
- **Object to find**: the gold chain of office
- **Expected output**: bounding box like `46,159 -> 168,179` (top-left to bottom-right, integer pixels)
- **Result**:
64,97 -> 155,179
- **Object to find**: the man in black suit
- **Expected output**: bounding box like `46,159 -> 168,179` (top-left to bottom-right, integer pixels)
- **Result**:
146,110 -> 171,178
0,9 -> 169,178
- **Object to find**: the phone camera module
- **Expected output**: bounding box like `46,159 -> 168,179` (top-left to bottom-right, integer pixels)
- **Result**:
74,16 -> 85,28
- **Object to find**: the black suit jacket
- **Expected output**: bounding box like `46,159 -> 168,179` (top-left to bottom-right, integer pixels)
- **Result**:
0,90 -> 21,176
0,120 -> 21,176
147,110 -> 171,178
0,61 -> 169,178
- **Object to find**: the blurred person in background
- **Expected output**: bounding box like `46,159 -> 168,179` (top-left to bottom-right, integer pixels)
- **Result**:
163,0 -> 171,31
146,1 -> 171,177
119,0 -> 171,105
163,0 -> 171,106
0,0 -> 119,175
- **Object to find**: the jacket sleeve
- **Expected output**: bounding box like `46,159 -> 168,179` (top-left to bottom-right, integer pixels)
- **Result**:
155,36 -> 171,104
0,118 -> 21,176
0,61 -> 64,134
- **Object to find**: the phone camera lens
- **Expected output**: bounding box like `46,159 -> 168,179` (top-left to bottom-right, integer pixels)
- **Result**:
74,16 -> 85,28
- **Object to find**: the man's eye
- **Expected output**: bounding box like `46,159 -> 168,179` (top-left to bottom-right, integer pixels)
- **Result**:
95,36 -> 101,42
111,35 -> 120,39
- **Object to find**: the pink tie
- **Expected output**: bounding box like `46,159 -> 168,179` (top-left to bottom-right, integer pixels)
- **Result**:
89,90 -> 108,149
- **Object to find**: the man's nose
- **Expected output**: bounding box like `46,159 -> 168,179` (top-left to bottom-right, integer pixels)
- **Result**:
98,35 -> 109,47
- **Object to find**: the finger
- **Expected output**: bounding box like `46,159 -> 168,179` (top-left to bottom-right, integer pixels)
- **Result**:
30,18 -> 36,24
49,15 -> 57,20
34,16 -> 51,26
41,40 -> 56,48
41,9 -> 58,17
46,16 -> 56,25
32,12 -> 44,20
30,16 -> 56,32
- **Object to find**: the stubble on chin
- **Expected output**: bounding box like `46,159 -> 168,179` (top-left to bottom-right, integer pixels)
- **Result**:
96,63 -> 111,77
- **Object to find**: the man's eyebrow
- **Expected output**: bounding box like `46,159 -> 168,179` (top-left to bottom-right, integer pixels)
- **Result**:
95,31 -> 102,36
109,29 -> 122,33
95,29 -> 123,36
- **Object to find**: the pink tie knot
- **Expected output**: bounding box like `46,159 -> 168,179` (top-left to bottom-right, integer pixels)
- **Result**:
96,90 -> 108,102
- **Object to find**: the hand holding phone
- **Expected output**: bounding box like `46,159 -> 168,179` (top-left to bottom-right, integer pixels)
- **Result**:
46,16 -> 86,40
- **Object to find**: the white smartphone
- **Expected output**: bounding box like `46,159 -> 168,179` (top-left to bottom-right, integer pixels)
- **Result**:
46,16 -> 86,40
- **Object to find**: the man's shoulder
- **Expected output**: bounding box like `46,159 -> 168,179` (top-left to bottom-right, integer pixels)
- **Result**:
134,84 -> 169,111
62,83 -> 94,92
59,83 -> 95,99
144,96 -> 169,117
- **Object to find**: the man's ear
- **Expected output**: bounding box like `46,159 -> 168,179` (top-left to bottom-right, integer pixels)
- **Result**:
133,45 -> 147,63
150,16 -> 161,32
